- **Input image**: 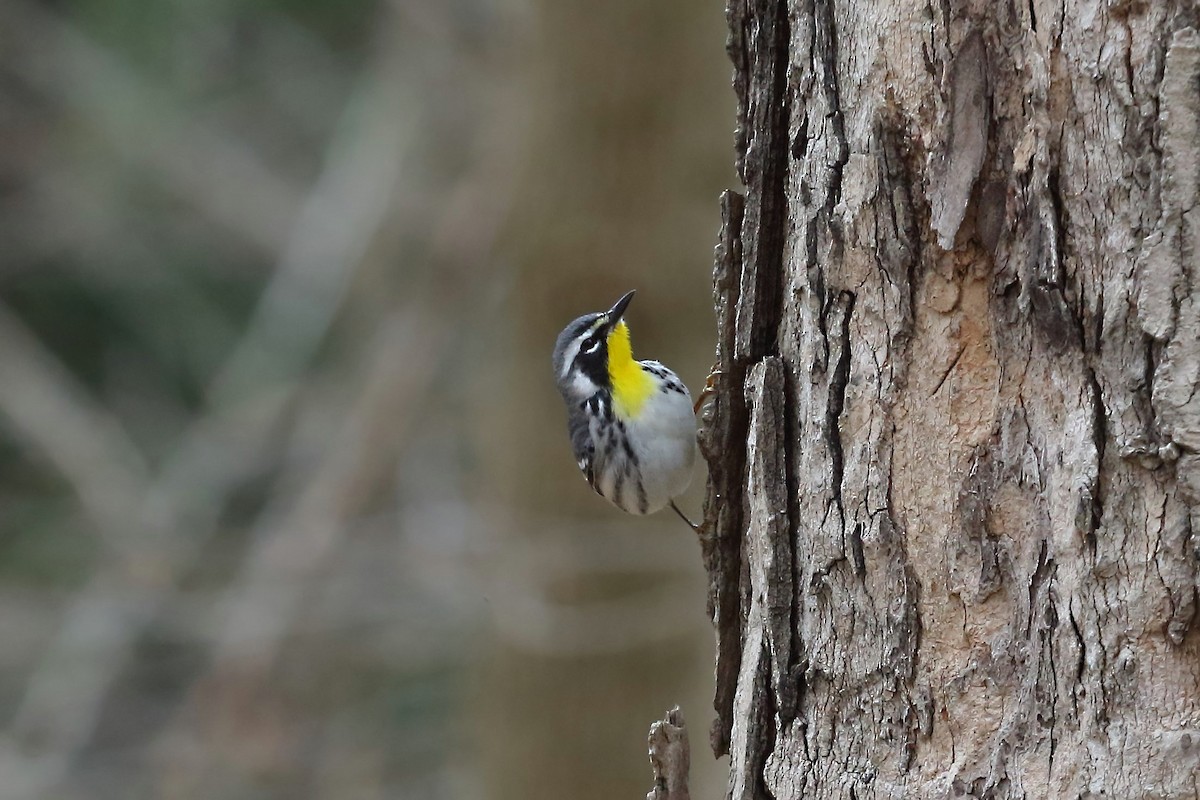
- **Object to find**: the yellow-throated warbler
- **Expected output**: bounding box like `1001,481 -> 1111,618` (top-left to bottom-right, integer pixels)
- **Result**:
553,290 -> 697,525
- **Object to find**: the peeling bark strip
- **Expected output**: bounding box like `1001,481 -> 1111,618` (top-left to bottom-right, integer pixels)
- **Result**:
728,0 -> 788,362
1142,27 -> 1200,504
930,33 -> 988,249
699,189 -> 747,759
744,358 -> 794,720
706,0 -> 1200,794
646,707 -> 691,800
702,0 -> 792,759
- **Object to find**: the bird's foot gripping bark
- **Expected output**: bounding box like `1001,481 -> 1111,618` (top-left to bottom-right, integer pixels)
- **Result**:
693,369 -> 723,415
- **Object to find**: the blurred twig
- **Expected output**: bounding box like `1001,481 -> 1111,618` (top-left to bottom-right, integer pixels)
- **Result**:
203,307 -> 444,671
0,304 -> 159,548
206,64 -> 416,405
0,6 -> 417,794
0,0 -> 304,254
0,0 -> 527,796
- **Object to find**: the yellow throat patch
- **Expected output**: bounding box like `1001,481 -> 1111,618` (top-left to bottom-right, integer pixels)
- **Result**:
607,320 -> 654,418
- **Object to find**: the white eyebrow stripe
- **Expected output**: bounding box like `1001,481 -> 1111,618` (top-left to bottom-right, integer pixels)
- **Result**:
559,317 -> 608,380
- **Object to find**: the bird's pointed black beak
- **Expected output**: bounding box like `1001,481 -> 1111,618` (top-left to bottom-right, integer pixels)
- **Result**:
606,290 -> 635,323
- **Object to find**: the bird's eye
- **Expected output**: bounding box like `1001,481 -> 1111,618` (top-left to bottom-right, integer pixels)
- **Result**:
581,337 -> 600,355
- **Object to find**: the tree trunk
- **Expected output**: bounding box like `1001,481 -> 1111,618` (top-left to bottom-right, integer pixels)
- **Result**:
700,0 -> 1200,797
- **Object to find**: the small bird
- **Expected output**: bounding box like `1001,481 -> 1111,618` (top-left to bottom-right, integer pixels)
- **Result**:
552,290 -> 697,524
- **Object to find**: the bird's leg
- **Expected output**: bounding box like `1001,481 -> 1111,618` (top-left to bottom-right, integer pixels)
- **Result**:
693,369 -> 722,415
669,499 -> 699,531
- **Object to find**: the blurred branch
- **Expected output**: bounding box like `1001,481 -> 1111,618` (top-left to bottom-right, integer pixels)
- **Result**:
0,303 -> 160,547
0,0 -> 304,254
11,165 -> 245,351
0,0 -> 527,794
0,307 -> 177,796
205,307 -> 445,671
0,15 -> 419,795
0,574 -> 164,799
205,65 -> 417,405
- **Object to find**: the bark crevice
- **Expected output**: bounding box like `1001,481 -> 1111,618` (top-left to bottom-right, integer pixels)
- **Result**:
705,0 -> 794,761
824,290 -> 855,528
709,1 -> 1200,797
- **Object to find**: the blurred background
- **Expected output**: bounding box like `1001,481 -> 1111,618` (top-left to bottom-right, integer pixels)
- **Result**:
0,0 -> 734,797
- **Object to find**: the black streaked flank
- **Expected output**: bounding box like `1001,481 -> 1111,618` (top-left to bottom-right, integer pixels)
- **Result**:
622,436 -> 638,465
611,467 -> 625,507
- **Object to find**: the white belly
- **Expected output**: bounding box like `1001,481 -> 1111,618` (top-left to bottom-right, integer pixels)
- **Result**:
590,373 -> 695,515
625,387 -> 696,513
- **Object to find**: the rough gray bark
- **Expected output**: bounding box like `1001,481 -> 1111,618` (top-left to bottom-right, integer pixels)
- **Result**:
646,707 -> 692,800
700,0 -> 1200,797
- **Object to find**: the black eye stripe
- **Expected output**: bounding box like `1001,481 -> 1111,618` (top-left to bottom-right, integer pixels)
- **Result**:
568,331 -> 611,388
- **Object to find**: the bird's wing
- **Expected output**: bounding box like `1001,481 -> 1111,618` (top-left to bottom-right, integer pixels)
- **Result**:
568,399 -> 600,493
